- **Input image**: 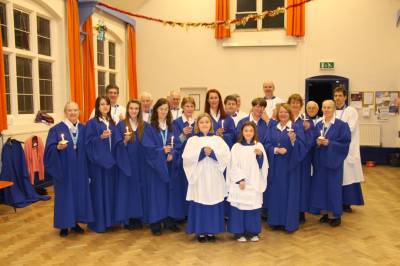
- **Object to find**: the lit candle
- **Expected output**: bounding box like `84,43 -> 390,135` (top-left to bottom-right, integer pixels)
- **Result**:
188,118 -> 193,127
221,119 -> 224,129
287,125 -> 294,132
125,126 -> 130,135
318,129 -> 325,139
61,133 -> 65,141
171,136 -> 174,148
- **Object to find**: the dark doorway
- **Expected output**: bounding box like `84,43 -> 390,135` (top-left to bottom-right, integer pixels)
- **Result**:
305,75 -> 349,116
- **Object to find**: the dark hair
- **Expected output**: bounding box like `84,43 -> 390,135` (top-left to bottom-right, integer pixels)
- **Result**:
224,95 -> 237,105
287,93 -> 304,107
106,84 -> 119,94
333,86 -> 347,97
150,98 -> 172,130
251,97 -> 267,107
237,121 -> 259,144
204,89 -> 227,119
124,100 -> 145,142
95,96 -> 115,125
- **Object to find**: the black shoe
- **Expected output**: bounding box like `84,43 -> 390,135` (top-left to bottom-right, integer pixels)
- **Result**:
319,214 -> 329,223
132,219 -> 143,230
150,223 -> 162,236
299,212 -> 306,224
71,224 -> 84,234
343,205 -> 353,213
329,218 -> 341,227
163,218 -> 181,232
124,224 -> 135,231
168,224 -> 181,232
206,234 -> 216,242
197,235 -> 207,243
261,209 -> 268,221
59,229 -> 69,237
270,225 -> 284,230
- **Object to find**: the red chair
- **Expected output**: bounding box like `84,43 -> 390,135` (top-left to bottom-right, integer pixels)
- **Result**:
0,181 -> 16,213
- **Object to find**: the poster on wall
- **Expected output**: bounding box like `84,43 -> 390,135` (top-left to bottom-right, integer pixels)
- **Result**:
350,92 -> 362,109
375,91 -> 399,119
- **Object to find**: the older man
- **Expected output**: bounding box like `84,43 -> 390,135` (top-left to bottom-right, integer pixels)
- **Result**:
306,101 -> 322,126
168,90 -> 182,120
140,92 -> 153,123
262,81 -> 283,122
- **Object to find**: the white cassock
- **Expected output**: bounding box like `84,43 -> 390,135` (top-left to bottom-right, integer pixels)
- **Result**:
226,143 -> 268,210
89,105 -> 126,124
170,108 -> 182,121
265,96 -> 283,118
335,106 -> 364,185
142,109 -> 152,123
182,135 -> 231,205
231,111 -> 248,127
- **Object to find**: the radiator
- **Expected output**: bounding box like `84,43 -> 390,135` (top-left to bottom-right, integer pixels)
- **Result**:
359,123 -> 381,146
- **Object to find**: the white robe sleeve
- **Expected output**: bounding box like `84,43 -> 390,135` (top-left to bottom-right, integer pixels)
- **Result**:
256,143 -> 269,193
211,136 -> 231,174
182,136 -> 202,185
227,144 -> 247,184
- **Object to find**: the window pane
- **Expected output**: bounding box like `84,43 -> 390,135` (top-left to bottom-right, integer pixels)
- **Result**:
14,10 -> 30,50
97,40 -> 104,66
109,56 -> 115,69
97,71 -> 105,96
18,95 -> 34,114
39,61 -> 52,79
262,0 -> 285,29
37,17 -> 50,38
40,96 -> 53,113
16,57 -> 33,114
109,73 -> 116,86
235,13 -> 258,29
109,42 -> 115,69
4,55 -> 10,114
0,3 -> 7,47
237,0 -> 256,12
39,61 -> 53,112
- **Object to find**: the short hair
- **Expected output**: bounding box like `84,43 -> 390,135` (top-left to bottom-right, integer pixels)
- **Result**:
287,93 -> 304,107
63,101 -> 79,113
275,103 -> 294,122
106,84 -> 119,94
140,92 -> 153,100
181,96 -> 196,109
333,86 -> 347,97
306,101 -> 319,109
322,99 -> 336,110
251,97 -> 267,107
231,94 -> 240,99
169,90 -> 181,97
224,95 -> 238,105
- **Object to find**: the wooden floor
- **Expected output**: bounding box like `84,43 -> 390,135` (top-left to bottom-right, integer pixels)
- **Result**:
1,166 -> 400,266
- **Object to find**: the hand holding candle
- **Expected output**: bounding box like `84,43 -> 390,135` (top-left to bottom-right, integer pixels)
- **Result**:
254,140 -> 262,156
171,136 -> 174,149
59,133 -> 69,145
124,126 -> 132,136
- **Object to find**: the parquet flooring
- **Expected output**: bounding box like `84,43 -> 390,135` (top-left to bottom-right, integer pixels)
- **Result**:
0,166 -> 399,266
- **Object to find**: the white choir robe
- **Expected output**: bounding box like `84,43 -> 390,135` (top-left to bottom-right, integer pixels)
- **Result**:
226,142 -> 268,235
89,105 -> 126,124
264,96 -> 283,118
182,135 -> 231,234
336,106 -> 365,206
231,111 -> 248,127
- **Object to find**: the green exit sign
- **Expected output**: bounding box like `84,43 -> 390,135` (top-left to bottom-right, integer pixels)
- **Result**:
320,62 -> 335,69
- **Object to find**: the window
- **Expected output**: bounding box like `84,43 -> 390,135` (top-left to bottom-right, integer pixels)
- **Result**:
95,37 -> 117,96
0,3 -> 7,47
37,17 -> 50,56
97,39 -> 104,66
109,72 -> 115,86
108,41 -> 115,69
14,9 -> 30,50
235,0 -> 284,31
16,57 -> 33,114
39,61 -> 53,112
97,71 -> 105,96
4,55 -> 10,114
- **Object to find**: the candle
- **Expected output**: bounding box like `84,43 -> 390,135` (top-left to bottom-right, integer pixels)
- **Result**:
125,126 -> 130,135
61,133 -> 65,141
171,136 -> 174,148
318,129 -> 325,139
188,118 -> 193,127
221,119 -> 224,129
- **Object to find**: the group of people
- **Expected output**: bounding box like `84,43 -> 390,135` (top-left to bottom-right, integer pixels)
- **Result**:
44,81 -> 364,243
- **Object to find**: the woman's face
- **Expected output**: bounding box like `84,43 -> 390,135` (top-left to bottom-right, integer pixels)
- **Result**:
99,99 -> 110,116
198,116 -> 211,134
278,107 -> 290,123
183,102 -> 195,117
208,92 -> 220,110
157,103 -> 169,120
289,100 -> 302,114
128,102 -> 140,119
242,125 -> 255,142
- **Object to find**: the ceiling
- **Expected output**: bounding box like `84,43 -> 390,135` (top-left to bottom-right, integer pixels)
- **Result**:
100,0 -> 148,12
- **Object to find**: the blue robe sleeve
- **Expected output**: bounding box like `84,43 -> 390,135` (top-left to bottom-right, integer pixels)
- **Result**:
287,125 -> 307,170
222,116 -> 236,148
198,148 -> 217,161
142,125 -> 170,183
113,123 -> 131,176
85,119 -> 115,169
44,126 -> 64,183
256,154 -> 264,169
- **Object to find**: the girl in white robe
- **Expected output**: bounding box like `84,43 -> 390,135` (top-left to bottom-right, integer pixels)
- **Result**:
227,121 -> 268,242
182,113 -> 231,243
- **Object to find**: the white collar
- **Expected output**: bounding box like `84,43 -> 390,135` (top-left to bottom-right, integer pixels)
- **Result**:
129,118 -> 138,131
322,116 -> 336,127
63,119 -> 79,130
182,114 -> 194,124
159,120 -> 167,130
210,110 -> 220,121
249,113 -> 260,125
99,117 -> 110,126
276,120 -> 293,131
294,113 -> 302,122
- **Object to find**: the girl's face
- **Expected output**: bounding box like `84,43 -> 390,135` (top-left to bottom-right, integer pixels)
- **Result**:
157,103 -> 169,120
289,100 -> 302,114
128,102 -> 140,119
183,102 -> 195,117
99,99 -> 110,116
208,92 -> 220,109
242,125 -> 255,143
65,103 -> 79,123
198,116 -> 211,134
278,107 -> 290,123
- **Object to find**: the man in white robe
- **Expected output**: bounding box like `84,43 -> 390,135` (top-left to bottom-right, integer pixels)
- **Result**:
262,81 -> 283,122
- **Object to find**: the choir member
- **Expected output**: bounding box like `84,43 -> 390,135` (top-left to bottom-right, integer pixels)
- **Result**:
168,90 -> 182,120
265,103 -> 306,232
311,100 -> 351,227
262,81 -> 283,122
141,98 -> 182,235
90,85 -> 126,123
115,100 -> 146,230
44,102 -> 93,237
227,122 -> 268,242
204,89 -> 235,148
232,94 -> 249,122
236,98 -> 268,144
140,92 -> 153,123
183,113 -> 231,242
224,95 -> 241,126
333,87 -> 365,212
306,101 -> 322,126
85,96 -> 131,233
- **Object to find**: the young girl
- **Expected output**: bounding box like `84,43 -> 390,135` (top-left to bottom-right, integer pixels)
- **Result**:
204,89 -> 235,148
115,100 -> 146,230
141,98 -> 182,235
265,103 -> 306,233
182,113 -> 231,243
85,96 -> 130,233
227,122 -> 268,242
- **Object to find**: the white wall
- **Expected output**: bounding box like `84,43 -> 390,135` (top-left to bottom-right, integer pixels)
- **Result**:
135,0 -> 400,147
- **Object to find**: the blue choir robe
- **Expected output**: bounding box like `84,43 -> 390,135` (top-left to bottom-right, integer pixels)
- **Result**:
85,118 -> 131,232
44,122 -> 94,229
265,121 -> 306,232
141,124 -> 183,224
235,115 -> 268,145
0,140 -> 49,208
114,122 -> 145,224
311,118 -> 351,218
211,115 -> 235,148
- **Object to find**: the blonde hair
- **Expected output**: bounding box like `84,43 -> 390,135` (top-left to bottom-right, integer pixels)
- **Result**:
275,103 -> 294,122
194,113 -> 214,134
181,96 -> 196,109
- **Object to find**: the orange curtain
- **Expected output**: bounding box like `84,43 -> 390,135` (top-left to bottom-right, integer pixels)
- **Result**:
286,0 -> 306,37
66,0 -> 84,121
127,24 -> 138,99
0,26 -> 7,132
82,16 -> 96,122
215,0 -> 230,39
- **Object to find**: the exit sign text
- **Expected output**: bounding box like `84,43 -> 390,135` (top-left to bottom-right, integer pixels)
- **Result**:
320,62 -> 335,69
